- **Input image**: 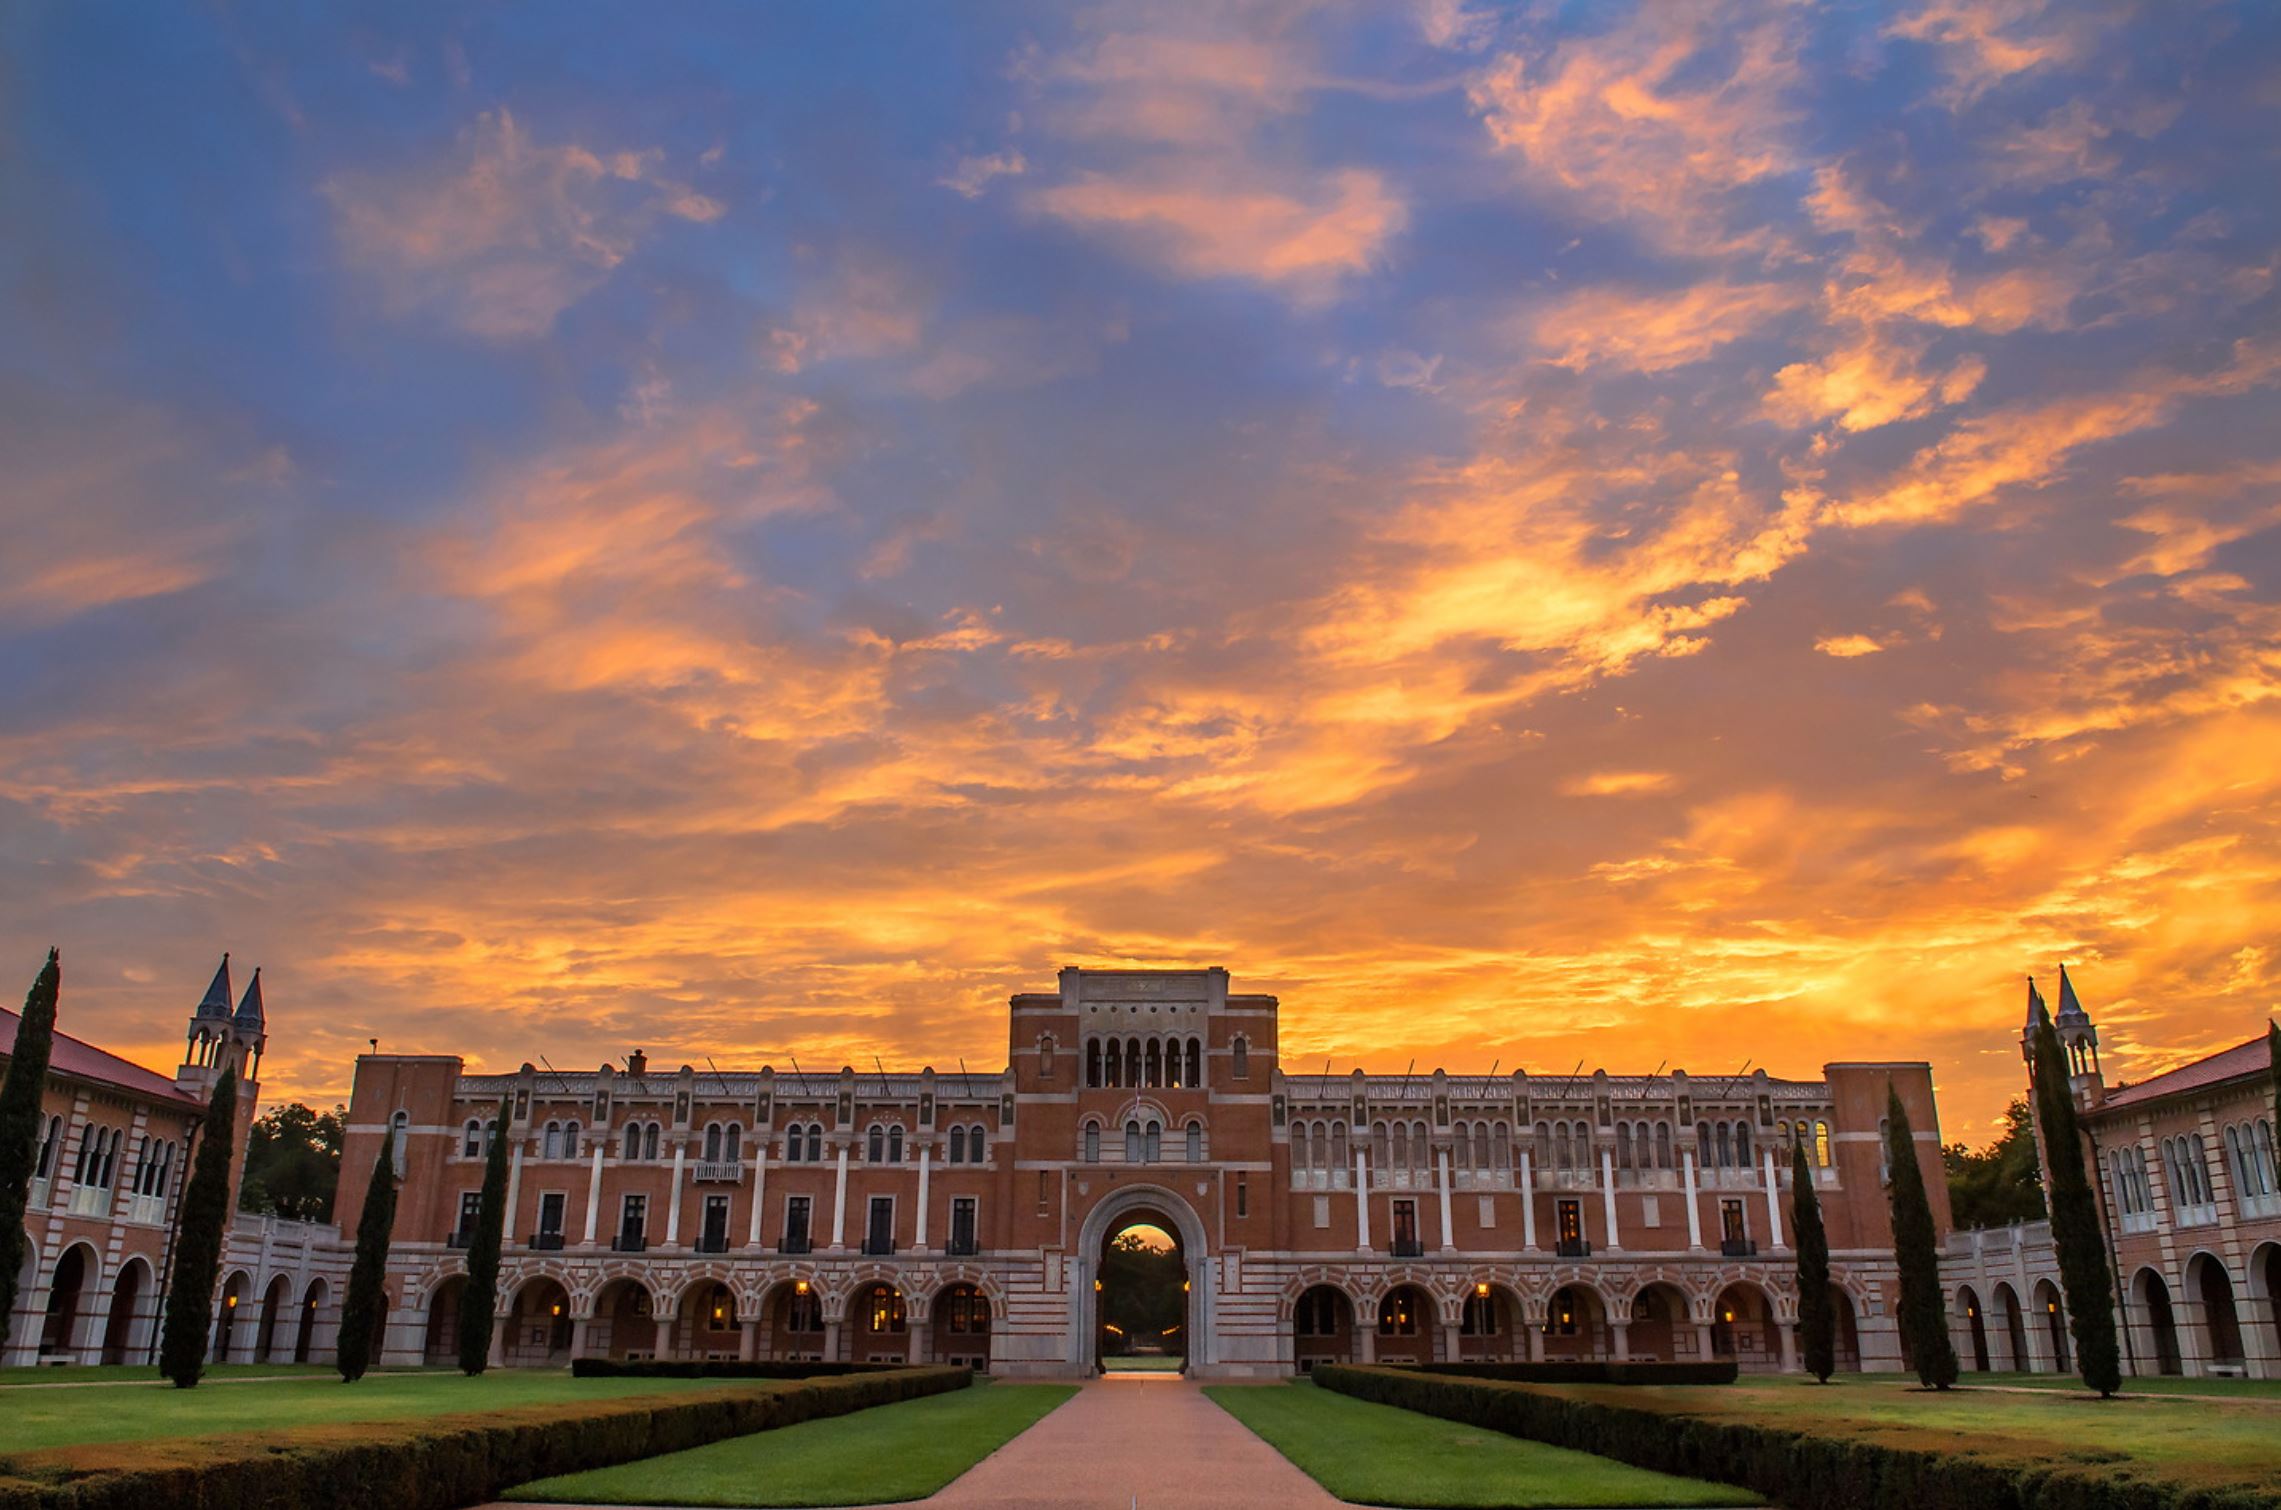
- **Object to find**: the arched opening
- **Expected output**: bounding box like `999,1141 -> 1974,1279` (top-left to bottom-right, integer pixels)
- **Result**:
100,1257 -> 149,1365
767,1279 -> 825,1361
2188,1253 -> 2245,1370
1098,1219 -> 1186,1372
257,1274 -> 293,1362
852,1282 -> 908,1364
424,1275 -> 467,1364
933,1283 -> 991,1371
681,1280 -> 740,1362
504,1278 -> 572,1367
1629,1282 -> 1690,1361
1829,1284 -> 1862,1372
2135,1268 -> 2182,1375
1991,1282 -> 2028,1372
295,1278 -> 326,1363
591,1278 -> 657,1361
2258,1244 -> 2281,1363
1712,1282 -> 1778,1369
1542,1284 -> 1607,1361
1291,1284 -> 1354,1373
1457,1282 -> 1519,1361
211,1270 -> 253,1363
40,1245 -> 93,1361
1375,1283 -> 1436,1365
2033,1279 -> 2068,1372
1957,1285 -> 1991,1372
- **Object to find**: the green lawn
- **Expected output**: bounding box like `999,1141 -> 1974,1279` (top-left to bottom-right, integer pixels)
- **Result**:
1961,1370 -> 2281,1400
0,1368 -> 766,1452
1102,1353 -> 1185,1372
507,1381 -> 1077,1507
1205,1381 -> 1761,1509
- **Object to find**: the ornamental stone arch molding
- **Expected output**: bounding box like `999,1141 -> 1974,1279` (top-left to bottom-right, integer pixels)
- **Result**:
742,1263 -> 823,1315
928,1263 -> 1007,1310
581,1261 -> 666,1314
1710,1266 -> 1793,1323
1544,1264 -> 1619,1313
658,1261 -> 739,1311
404,1255 -> 469,1309
499,1258 -> 579,1306
829,1262 -> 911,1322
1070,1182 -> 1213,1373
1279,1265 -> 1367,1308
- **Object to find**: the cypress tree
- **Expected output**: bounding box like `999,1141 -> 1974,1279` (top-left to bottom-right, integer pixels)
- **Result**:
2031,1015 -> 2122,1395
456,1098 -> 511,1374
1792,1131 -> 1835,1382
336,1136 -> 399,1382
1885,1086 -> 1957,1388
0,950 -> 62,1352
159,1060 -> 240,1387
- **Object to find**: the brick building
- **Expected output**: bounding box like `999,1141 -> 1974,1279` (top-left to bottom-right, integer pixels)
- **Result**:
340,967 -> 1948,1377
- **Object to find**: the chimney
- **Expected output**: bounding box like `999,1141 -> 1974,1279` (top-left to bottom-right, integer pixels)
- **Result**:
626,1049 -> 648,1077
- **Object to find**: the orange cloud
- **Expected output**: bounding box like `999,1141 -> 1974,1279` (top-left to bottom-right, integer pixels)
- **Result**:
1031,168 -> 1404,296
1533,281 -> 1803,374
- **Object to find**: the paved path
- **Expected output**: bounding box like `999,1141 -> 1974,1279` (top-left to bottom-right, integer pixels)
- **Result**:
501,1375 -> 1358,1510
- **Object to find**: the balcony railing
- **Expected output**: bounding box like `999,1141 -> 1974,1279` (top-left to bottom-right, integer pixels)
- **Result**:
612,1232 -> 648,1253
527,1232 -> 565,1251
779,1234 -> 813,1255
446,1229 -> 475,1249
1555,1237 -> 1592,1258
695,1233 -> 731,1254
692,1160 -> 744,1183
945,1235 -> 981,1257
2243,1191 -> 2281,1221
128,1193 -> 167,1226
861,1235 -> 897,1257
1389,1236 -> 1424,1258
1721,1237 -> 1759,1258
28,1177 -> 50,1211
68,1183 -> 112,1218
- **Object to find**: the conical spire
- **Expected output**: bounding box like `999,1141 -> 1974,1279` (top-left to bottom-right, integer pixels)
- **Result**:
233,968 -> 265,1030
2055,963 -> 2090,1023
196,953 -> 233,1018
2025,976 -> 2049,1031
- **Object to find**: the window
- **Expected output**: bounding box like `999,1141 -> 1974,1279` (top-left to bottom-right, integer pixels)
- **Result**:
867,1125 -> 885,1162
564,1121 -> 581,1159
1556,1199 -> 1582,1245
703,1123 -> 722,1162
950,1196 -> 978,1254
35,1116 -> 61,1179
1656,1121 -> 1674,1169
700,1194 -> 730,1250
1236,1175 -> 1249,1217
1087,1039 -> 1103,1088
619,1194 -> 647,1243
888,1125 -> 904,1162
1039,1032 -> 1057,1080
784,1195 -> 813,1249
1722,1199 -> 1746,1246
1297,1289 -> 1342,1336
1813,1121 -> 1832,1167
805,1124 -> 822,1162
464,1120 -> 483,1157
1186,1121 -> 1203,1163
456,1190 -> 483,1238
542,1121 -> 562,1159
722,1123 -> 739,1161
1736,1121 -> 1753,1165
942,1286 -> 989,1333
1392,1199 -> 1418,1249
1461,1292 -> 1499,1335
538,1191 -> 565,1239
1186,1038 -> 1202,1086
390,1111 -> 410,1176
1144,1120 -> 1161,1163
1232,1036 -> 1249,1079
1377,1290 -> 1418,1335
786,1286 -> 822,1332
1084,1122 -> 1101,1163
1125,1120 -> 1141,1163
866,1195 -> 894,1253
864,1284 -> 906,1334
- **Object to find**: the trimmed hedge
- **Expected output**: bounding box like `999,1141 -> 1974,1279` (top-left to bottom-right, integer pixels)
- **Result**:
569,1358 -> 903,1380
0,1365 -> 968,1510
1312,1364 -> 2281,1510
1412,1361 -> 1737,1386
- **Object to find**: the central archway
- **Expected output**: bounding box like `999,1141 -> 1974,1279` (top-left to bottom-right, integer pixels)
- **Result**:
1098,1219 -> 1185,1371
1072,1185 -> 1211,1375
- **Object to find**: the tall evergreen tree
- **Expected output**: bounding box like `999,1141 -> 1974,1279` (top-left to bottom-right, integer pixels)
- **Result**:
0,950 -> 62,1352
2031,1013 -> 2123,1395
456,1098 -> 511,1374
336,1136 -> 399,1382
1885,1086 -> 1957,1388
1792,1131 -> 1835,1382
159,1060 -> 240,1387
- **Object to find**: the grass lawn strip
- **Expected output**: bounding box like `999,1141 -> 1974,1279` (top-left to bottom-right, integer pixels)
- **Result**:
1953,1370 -> 2281,1401
1204,1381 -> 1760,1509
506,1380 -> 1077,1508
0,1369 -> 766,1452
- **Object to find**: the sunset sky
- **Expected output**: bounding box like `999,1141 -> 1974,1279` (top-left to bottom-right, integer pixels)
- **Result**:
5,2 -> 2278,1139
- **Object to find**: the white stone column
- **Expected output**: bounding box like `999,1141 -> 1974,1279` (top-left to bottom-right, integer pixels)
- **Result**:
1682,1149 -> 1704,1250
583,1147 -> 604,1245
748,1150 -> 768,1249
1354,1150 -> 1371,1251
916,1145 -> 932,1251
1762,1148 -> 1784,1250
1436,1149 -> 1454,1252
570,1314 -> 592,1361
1599,1147 -> 1620,1251
1519,1149 -> 1537,1249
503,1141 -> 525,1244
1612,1320 -> 1631,1362
831,1145 -> 850,1250
665,1143 -> 686,1247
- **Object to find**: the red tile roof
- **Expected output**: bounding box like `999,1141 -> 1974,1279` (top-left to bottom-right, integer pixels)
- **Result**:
2100,1033 -> 2273,1111
0,1007 -> 203,1108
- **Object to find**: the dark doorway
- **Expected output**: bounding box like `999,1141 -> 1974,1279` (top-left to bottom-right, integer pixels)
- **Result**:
1097,1219 -> 1186,1372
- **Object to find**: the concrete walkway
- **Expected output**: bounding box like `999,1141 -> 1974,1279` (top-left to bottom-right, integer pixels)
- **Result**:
501,1375 -> 1358,1510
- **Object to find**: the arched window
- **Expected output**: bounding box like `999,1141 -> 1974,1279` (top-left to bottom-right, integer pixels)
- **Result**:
1126,1040 -> 1142,1086
1696,1122 -> 1712,1164
888,1126 -> 904,1163
1188,1121 -> 1204,1163
464,1120 -> 482,1157
565,1121 -> 581,1159
1105,1038 -> 1122,1088
948,1128 -> 965,1165
1333,1121 -> 1349,1166
805,1124 -> 823,1163
1039,1033 -> 1057,1080
390,1111 -> 410,1177
1087,1038 -> 1103,1088
1553,1122 -> 1571,1170
863,1284 -> 906,1334
1145,1120 -> 1161,1162
867,1125 -> 885,1163
1391,1122 -> 1409,1171
1372,1121 -> 1390,1167
542,1121 -> 561,1159
1146,1038 -> 1163,1088
703,1123 -> 722,1162
1493,1121 -> 1510,1171
1232,1037 -> 1250,1079
1473,1124 -> 1490,1169
1813,1121 -> 1831,1167
1187,1038 -> 1202,1086
644,1122 -> 661,1161
1125,1120 -> 1142,1163
1615,1122 -> 1634,1170
1715,1122 -> 1732,1168
1655,1121 -> 1673,1169
35,1115 -> 61,1179
721,1123 -> 738,1161
1084,1121 -> 1101,1163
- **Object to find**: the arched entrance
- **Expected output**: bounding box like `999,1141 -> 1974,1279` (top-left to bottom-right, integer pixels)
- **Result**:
1098,1222 -> 1186,1371
1629,1282 -> 1689,1361
590,1278 -> 656,1361
2135,1268 -> 2182,1375
1543,1284 -> 1608,1361
1957,1284 -> 1991,1372
932,1283 -> 992,1371
294,1279 -> 326,1363
101,1257 -> 150,1365
2258,1244 -> 2281,1362
851,1282 -> 909,1364
40,1245 -> 93,1360
765,1279 -> 824,1361
504,1278 -> 572,1366
1374,1283 -> 1436,1364
1073,1187 -> 1209,1375
257,1275 -> 293,1362
2033,1279 -> 2068,1372
1992,1283 -> 2028,1372
679,1281 -> 740,1361
424,1275 -> 467,1364
2188,1253 -> 2244,1371
1292,1284 -> 1354,1372
1829,1284 -> 1862,1372
212,1270 -> 253,1363
1712,1282 -> 1777,1369
1457,1282 -> 1520,1361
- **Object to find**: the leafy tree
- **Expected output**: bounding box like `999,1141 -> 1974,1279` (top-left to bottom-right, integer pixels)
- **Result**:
1791,1131 -> 1835,1382
457,1098 -> 510,1374
159,1062 -> 240,1387
1942,1096 -> 2047,1230
1099,1229 -> 1185,1357
1885,1086 -> 1957,1389
2030,1015 -> 2122,1395
0,950 -> 61,1352
336,1137 -> 399,1382
239,1102 -> 345,1221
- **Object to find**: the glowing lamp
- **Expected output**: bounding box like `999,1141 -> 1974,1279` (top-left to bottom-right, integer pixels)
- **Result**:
795,1280 -> 810,1295
1722,1308 -> 1735,1323
1183,1279 -> 1191,1293
551,1303 -> 563,1318
1475,1282 -> 1490,1298
226,1294 -> 237,1309
1094,1279 -> 1103,1292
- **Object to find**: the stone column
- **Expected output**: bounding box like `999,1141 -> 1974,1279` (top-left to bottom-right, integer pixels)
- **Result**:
831,1145 -> 850,1251
503,1141 -> 525,1243
1358,1325 -> 1377,1363
1612,1320 -> 1631,1362
740,1318 -> 760,1361
1354,1150 -> 1371,1251
748,1149 -> 768,1250
664,1143 -> 686,1247
1762,1148 -> 1785,1250
824,1318 -> 844,1362
1526,1322 -> 1546,1362
1600,1147 -> 1620,1251
915,1146 -> 932,1251
1682,1149 -> 1704,1251
1436,1149 -> 1454,1251
488,1312 -> 509,1368
1695,1321 -> 1716,1360
570,1314 -> 592,1361
1779,1320 -> 1800,1374
1519,1149 -> 1537,1250
2237,1294 -> 2279,1380
583,1146 -> 604,1246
